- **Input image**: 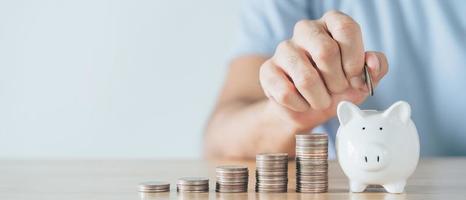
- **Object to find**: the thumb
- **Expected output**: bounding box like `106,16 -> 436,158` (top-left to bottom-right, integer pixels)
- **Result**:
365,51 -> 389,88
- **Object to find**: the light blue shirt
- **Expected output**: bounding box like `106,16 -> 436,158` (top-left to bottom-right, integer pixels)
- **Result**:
231,0 -> 466,158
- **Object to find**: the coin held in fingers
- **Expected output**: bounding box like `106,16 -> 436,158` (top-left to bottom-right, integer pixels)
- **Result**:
363,64 -> 374,96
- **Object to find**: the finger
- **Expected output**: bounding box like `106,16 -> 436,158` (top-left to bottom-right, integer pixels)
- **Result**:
292,20 -> 349,94
321,10 -> 365,89
259,60 -> 310,112
365,51 -> 388,88
273,40 -> 332,110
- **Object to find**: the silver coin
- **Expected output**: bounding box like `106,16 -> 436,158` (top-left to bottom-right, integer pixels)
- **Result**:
296,189 -> 328,193
139,189 -> 170,193
255,165 -> 288,170
216,170 -> 248,174
256,185 -> 288,189
176,188 -> 209,193
216,189 -> 248,193
216,165 -> 248,172
216,184 -> 248,188
216,189 -> 247,193
297,178 -> 328,181
177,177 -> 209,185
216,182 -> 248,187
255,188 -> 288,193
296,149 -> 327,152
364,63 -> 374,96
295,151 -> 328,155
295,146 -> 328,150
216,175 -> 249,179
216,176 -> 248,180
216,178 -> 249,183
256,181 -> 288,186
255,171 -> 287,176
296,140 -> 328,144
256,159 -> 288,163
138,181 -> 170,189
256,187 -> 288,192
296,170 -> 328,174
255,176 -> 288,181
256,162 -> 288,166
296,157 -> 328,161
297,163 -> 328,167
215,183 -> 248,188
177,184 -> 209,189
256,153 -> 288,161
295,133 -> 328,139
296,142 -> 328,145
254,168 -> 288,173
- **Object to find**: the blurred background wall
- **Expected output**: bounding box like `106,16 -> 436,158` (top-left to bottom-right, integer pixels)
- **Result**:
0,0 -> 241,159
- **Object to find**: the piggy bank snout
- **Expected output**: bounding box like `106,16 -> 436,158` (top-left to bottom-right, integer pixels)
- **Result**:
355,144 -> 390,172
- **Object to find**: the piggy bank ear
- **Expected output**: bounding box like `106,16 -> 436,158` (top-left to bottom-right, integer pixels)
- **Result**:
382,101 -> 411,124
337,101 -> 363,126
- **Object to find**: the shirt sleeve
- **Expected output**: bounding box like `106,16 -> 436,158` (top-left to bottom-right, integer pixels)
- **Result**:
229,0 -> 320,59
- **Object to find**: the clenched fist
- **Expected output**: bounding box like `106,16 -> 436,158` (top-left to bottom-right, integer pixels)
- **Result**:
260,11 -> 388,131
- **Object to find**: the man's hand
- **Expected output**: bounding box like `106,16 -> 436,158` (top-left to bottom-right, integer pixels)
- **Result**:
259,11 -> 388,131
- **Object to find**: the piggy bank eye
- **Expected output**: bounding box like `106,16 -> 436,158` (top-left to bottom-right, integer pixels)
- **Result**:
362,127 -> 366,130
379,127 -> 383,131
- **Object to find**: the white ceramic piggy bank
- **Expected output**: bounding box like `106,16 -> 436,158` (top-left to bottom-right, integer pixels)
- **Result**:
336,101 -> 419,193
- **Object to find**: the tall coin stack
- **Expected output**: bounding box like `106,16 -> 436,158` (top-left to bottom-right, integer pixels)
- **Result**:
295,133 -> 329,193
215,165 -> 249,193
177,177 -> 209,193
255,153 -> 288,193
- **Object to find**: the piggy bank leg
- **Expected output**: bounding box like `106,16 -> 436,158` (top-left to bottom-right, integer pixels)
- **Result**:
383,181 -> 406,193
350,181 -> 367,192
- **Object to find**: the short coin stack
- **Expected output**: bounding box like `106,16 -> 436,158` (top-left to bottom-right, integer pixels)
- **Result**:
255,153 -> 288,193
138,181 -> 170,193
177,177 -> 209,193
215,165 -> 249,193
295,133 -> 329,193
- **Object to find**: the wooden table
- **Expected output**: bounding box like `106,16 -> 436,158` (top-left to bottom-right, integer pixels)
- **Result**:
0,158 -> 465,199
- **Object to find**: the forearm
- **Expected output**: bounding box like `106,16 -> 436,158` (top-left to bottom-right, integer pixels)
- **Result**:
204,99 -> 304,159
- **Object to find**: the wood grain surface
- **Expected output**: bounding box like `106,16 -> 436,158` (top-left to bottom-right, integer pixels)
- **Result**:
0,158 -> 465,199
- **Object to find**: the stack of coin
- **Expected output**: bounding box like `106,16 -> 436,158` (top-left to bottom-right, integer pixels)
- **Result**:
177,177 -> 209,193
138,181 -> 170,193
255,153 -> 288,193
295,133 -> 329,193
215,165 -> 249,193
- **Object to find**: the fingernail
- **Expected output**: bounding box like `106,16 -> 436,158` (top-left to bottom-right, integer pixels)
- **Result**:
350,76 -> 364,89
367,54 -> 381,77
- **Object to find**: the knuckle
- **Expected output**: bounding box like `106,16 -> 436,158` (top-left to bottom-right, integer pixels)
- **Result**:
259,62 -> 275,85
259,60 -> 271,76
275,40 -> 301,68
275,87 -> 294,104
307,21 -> 326,37
294,20 -> 324,39
277,40 -> 294,51
333,20 -> 361,35
287,54 -> 299,67
294,20 -> 310,34
294,70 -> 319,89
275,40 -> 294,56
314,41 -> 339,61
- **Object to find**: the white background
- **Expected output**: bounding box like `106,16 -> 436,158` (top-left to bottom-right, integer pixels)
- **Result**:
0,0 -> 241,159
